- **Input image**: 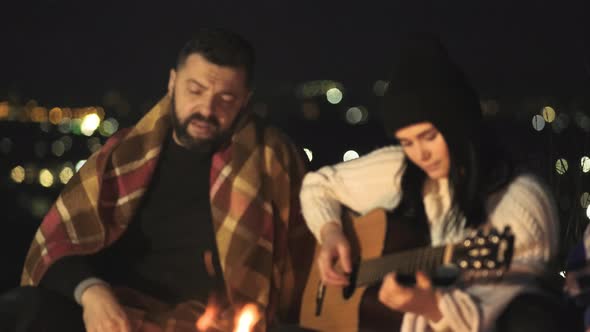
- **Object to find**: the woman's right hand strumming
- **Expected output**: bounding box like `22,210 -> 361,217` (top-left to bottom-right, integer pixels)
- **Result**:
317,222 -> 353,286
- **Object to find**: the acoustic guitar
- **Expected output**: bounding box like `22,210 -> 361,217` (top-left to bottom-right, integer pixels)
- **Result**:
299,208 -> 514,332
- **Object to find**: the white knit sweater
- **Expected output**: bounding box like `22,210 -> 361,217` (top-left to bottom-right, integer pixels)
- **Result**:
300,146 -> 559,332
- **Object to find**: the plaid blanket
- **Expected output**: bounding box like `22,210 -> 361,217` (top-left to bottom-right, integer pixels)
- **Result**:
21,95 -> 315,331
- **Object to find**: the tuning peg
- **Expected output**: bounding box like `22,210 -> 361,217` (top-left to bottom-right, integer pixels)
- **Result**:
472,260 -> 483,269
489,235 -> 500,244
476,237 -> 486,245
459,260 -> 469,268
487,228 -> 499,242
463,239 -> 473,247
468,248 -> 490,257
485,260 -> 496,269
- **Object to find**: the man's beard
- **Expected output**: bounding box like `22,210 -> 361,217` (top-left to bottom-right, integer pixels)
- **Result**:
170,95 -> 225,152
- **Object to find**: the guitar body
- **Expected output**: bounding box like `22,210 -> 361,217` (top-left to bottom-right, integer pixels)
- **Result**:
299,209 -> 430,332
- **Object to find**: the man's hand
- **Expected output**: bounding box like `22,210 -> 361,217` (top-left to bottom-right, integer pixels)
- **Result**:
81,284 -> 131,332
317,222 -> 353,286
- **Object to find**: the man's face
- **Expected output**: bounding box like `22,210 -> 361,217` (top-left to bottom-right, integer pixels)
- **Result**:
168,53 -> 251,150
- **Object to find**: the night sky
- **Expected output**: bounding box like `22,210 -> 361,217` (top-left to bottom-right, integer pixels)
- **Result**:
0,0 -> 589,289
1,0 -> 588,106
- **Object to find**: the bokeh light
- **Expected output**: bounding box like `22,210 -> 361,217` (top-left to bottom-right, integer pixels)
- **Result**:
542,106 -> 556,123
96,106 -> 105,121
59,166 -> 75,184
296,80 -> 344,99
81,113 -> 101,136
532,115 -> 545,131
99,117 -> 119,137
345,106 -> 368,125
39,169 -> 54,188
581,156 -> 590,173
326,88 -> 343,104
71,118 -> 82,135
0,101 -> 9,119
62,107 -> 72,119
87,137 -> 102,153
574,112 -> 590,132
49,107 -> 63,125
75,160 -> 87,172
555,158 -> 568,175
373,80 -> 389,96
58,118 -> 72,134
60,136 -> 73,151
51,140 -> 66,157
10,166 -> 25,183
31,106 -> 48,122
303,148 -> 313,162
31,197 -> 52,219
343,150 -> 360,162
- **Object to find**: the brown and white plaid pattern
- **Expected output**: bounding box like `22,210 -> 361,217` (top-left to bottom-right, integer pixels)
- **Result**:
21,95 -> 315,331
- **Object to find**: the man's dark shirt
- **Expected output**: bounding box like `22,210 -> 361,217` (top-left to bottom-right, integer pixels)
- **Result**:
42,136 -> 224,304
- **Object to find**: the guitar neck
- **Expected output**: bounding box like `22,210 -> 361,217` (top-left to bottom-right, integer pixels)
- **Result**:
355,245 -> 450,286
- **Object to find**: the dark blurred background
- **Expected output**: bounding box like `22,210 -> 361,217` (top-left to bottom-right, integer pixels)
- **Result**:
1,0 -> 589,292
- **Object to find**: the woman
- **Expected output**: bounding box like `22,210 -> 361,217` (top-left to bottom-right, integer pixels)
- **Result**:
300,35 -> 563,331
564,224 -> 590,331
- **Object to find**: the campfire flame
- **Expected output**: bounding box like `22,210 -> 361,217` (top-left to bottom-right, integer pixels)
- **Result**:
233,303 -> 260,332
196,301 -> 261,332
196,303 -> 218,331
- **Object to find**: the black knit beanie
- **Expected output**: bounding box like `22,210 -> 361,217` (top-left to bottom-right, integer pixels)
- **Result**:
382,34 -> 482,140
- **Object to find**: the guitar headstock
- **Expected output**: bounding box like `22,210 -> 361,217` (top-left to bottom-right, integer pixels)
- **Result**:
450,226 -> 515,280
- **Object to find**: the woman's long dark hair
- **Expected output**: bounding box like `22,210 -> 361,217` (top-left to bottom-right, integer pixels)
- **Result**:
395,121 -> 515,232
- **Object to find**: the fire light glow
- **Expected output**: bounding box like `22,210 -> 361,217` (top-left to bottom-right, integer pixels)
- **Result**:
196,304 -> 218,331
234,303 -> 260,332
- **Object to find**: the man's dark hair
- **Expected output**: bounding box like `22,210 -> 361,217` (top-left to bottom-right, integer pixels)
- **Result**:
176,28 -> 256,88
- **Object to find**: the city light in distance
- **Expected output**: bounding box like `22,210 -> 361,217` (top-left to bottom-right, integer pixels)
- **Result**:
76,160 -> 87,172
81,114 -> 101,136
326,88 -> 343,104
343,150 -> 359,162
39,169 -> 54,188
303,148 -> 313,162
10,166 -> 25,183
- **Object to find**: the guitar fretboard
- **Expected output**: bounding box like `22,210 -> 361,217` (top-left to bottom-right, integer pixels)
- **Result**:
356,245 -> 448,286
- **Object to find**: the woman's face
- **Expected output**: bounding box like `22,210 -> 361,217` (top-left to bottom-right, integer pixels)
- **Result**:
394,122 -> 450,179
